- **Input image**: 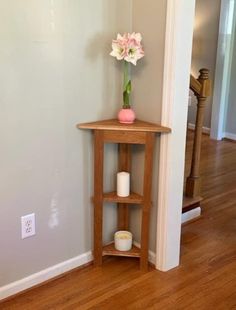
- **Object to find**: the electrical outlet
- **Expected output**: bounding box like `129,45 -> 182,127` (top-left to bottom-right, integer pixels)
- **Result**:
21,213 -> 36,239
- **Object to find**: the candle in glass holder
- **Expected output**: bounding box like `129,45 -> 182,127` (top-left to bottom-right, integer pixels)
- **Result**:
117,172 -> 130,197
114,231 -> 132,251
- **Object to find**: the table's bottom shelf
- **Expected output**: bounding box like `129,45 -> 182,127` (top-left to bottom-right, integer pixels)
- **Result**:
102,242 -> 141,258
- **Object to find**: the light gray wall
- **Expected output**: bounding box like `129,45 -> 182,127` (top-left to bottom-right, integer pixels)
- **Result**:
0,0 -> 132,287
188,0 -> 221,128
131,0 -> 167,252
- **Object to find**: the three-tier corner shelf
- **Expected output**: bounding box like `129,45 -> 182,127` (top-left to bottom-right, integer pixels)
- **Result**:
78,119 -> 171,271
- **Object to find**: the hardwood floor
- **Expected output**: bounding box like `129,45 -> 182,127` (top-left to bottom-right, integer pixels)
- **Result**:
1,132 -> 236,309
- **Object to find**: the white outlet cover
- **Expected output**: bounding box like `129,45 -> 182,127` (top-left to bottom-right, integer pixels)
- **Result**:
21,213 -> 36,239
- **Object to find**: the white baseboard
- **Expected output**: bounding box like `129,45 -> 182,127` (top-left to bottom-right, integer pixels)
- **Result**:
0,251 -> 93,301
181,207 -> 201,224
0,242 -> 156,301
188,125 -> 236,141
133,241 -> 156,265
188,123 -> 211,135
223,132 -> 236,141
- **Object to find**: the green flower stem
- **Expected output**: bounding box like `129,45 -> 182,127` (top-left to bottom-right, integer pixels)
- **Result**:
123,60 -> 129,89
123,61 -> 131,109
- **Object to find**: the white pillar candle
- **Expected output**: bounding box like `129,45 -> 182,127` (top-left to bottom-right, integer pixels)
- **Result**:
114,231 -> 132,251
117,172 -> 130,197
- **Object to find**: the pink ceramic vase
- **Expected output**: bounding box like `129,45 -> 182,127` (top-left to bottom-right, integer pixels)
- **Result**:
118,108 -> 136,124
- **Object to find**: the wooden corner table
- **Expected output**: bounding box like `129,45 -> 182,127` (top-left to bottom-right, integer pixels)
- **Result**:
78,119 -> 171,271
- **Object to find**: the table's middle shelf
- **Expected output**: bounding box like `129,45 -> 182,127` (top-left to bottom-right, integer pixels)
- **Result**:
103,191 -> 143,204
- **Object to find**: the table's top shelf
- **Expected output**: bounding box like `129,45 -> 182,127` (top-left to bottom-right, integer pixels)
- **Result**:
78,119 -> 171,133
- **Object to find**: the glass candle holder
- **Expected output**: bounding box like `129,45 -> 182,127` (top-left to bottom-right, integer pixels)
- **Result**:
114,231 -> 132,251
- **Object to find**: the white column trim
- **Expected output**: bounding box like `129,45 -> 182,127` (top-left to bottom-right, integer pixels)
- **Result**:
156,0 -> 196,271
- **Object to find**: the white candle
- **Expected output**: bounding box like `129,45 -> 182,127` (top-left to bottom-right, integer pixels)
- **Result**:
114,231 -> 132,251
117,172 -> 130,197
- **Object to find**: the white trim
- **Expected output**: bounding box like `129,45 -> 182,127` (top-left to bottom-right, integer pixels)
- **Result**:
0,243 -> 156,301
181,207 -> 201,224
156,0 -> 196,272
223,132 -> 236,140
0,251 -> 93,301
188,123 -> 211,135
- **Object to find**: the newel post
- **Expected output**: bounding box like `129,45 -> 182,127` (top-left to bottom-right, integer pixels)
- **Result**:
186,68 -> 211,198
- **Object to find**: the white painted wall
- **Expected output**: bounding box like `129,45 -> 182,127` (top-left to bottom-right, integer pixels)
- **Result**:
0,0 -> 132,287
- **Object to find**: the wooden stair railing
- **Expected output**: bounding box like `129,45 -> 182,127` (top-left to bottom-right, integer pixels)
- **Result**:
183,68 -> 211,213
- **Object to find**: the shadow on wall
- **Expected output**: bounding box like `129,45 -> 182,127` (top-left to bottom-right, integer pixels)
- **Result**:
85,32 -> 120,118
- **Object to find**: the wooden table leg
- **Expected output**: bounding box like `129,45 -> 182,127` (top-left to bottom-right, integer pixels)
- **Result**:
118,144 -> 131,230
94,130 -> 104,266
140,133 -> 155,271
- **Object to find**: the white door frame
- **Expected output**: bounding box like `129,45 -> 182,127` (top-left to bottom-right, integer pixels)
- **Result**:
211,0 -> 236,140
156,0 -> 196,271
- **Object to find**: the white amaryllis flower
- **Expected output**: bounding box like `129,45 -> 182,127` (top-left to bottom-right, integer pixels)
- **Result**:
110,32 -> 144,65
124,33 -> 144,65
110,33 -> 127,60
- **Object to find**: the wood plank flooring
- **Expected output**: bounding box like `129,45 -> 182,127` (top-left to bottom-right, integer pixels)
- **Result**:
1,132 -> 236,309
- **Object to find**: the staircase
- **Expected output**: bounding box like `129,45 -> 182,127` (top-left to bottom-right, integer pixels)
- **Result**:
183,68 -> 211,213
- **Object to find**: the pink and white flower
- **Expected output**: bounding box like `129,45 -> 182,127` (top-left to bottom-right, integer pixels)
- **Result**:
110,33 -> 128,60
110,32 -> 144,65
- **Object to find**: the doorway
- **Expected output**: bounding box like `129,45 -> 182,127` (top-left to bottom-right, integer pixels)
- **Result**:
189,0 -> 236,141
211,0 -> 236,141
